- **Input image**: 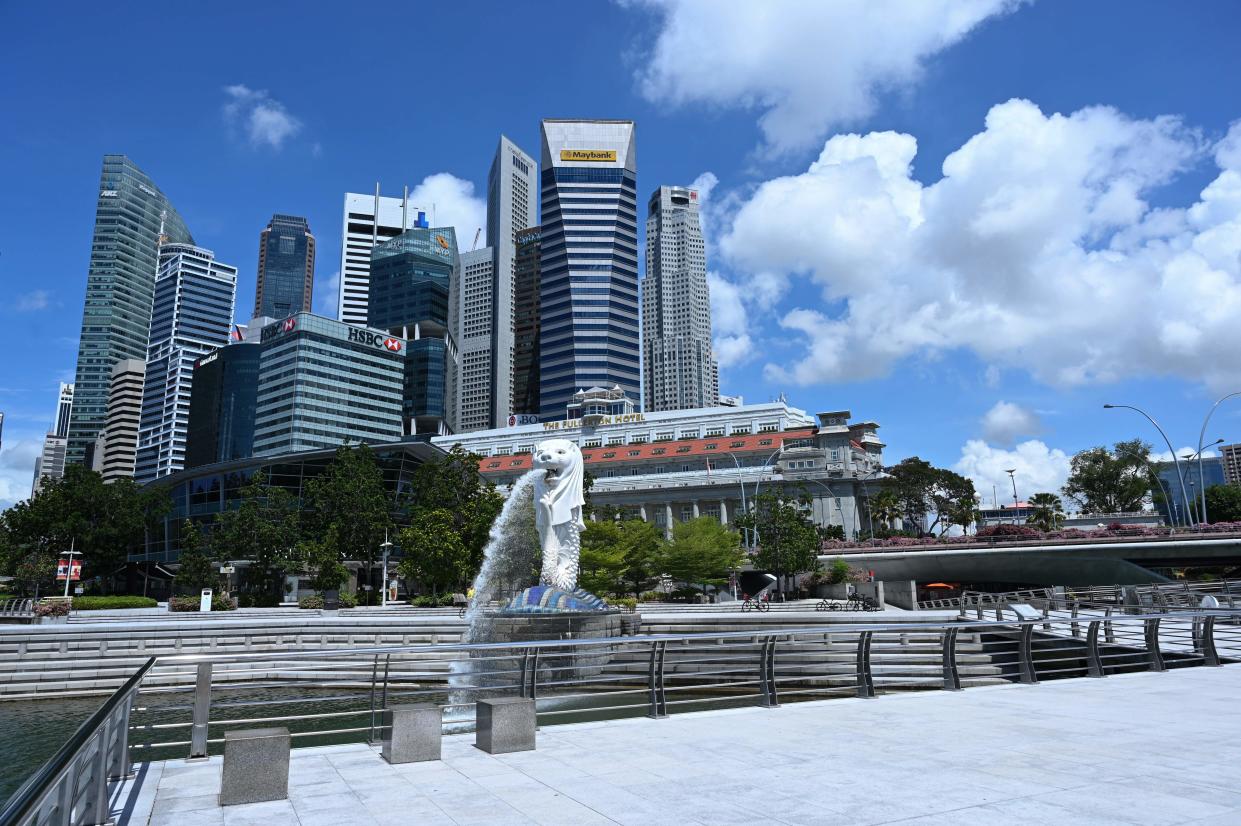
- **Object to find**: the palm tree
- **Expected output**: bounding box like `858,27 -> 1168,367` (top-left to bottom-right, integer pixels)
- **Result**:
870,490 -> 902,531
1026,492 -> 1066,532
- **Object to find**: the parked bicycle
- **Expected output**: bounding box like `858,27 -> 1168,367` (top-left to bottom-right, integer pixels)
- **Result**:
742,594 -> 771,612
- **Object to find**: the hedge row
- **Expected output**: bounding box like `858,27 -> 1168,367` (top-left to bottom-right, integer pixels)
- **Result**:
72,596 -> 158,611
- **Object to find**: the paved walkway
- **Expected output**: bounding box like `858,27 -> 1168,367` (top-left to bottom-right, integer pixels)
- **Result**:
116,665 -> 1241,825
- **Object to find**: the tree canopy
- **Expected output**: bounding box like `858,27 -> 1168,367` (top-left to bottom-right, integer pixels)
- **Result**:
396,509 -> 471,594
173,519 -> 216,593
1205,484 -> 1241,524
1026,492 -> 1066,532
658,517 -> 744,595
738,489 -> 821,592
579,518 -> 665,597
886,458 -> 978,536
212,471 -> 301,595
1061,439 -> 1153,513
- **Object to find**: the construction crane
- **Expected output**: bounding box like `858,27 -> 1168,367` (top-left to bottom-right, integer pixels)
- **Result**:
472,228 -> 481,251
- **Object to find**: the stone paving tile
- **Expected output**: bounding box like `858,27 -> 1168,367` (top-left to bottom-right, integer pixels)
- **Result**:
219,799 -> 298,826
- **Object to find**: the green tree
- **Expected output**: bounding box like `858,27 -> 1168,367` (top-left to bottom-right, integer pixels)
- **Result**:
1026,492 -> 1066,532
213,471 -> 300,596
1205,484 -> 1241,523
736,489 -> 820,595
14,551 -> 56,598
928,471 -> 978,536
402,445 -> 504,578
1,465 -> 169,589
887,458 -> 978,536
303,444 -> 394,600
657,517 -> 744,595
396,509 -> 471,595
173,519 -> 216,593
575,518 -> 665,597
1062,439 -> 1153,513
868,489 -> 902,531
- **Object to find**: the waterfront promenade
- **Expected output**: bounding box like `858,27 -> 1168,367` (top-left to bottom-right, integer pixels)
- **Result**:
114,665 -> 1241,825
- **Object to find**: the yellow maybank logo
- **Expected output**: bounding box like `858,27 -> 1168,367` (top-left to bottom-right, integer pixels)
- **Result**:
435,234 -> 448,249
560,149 -> 617,163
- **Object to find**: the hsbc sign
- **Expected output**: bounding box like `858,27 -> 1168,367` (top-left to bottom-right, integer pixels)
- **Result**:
347,327 -> 403,353
283,317 -> 296,332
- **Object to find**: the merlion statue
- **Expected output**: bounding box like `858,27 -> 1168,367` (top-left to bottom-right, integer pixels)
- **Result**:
533,438 -> 586,591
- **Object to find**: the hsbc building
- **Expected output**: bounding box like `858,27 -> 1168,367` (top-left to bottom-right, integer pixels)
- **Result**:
253,312 -> 407,456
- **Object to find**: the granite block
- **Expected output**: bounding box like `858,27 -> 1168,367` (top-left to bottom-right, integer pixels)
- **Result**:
219,727 -> 290,805
475,697 -> 535,755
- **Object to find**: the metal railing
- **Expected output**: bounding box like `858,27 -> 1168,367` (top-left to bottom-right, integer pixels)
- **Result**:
5,607 -> 1240,826
0,658 -> 153,826
0,599 -> 35,619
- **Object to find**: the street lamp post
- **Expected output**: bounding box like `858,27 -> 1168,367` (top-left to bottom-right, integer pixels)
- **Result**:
1181,439 -> 1224,524
723,453 -> 749,549
1196,392 -> 1240,524
747,446 -> 787,550
1104,403 -> 1195,525
379,531 -> 394,608
1004,469 -> 1019,525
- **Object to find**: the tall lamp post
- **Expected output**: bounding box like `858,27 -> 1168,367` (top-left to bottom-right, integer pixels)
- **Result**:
1181,439 -> 1224,524
1103,403 -> 1195,525
379,531 -> 393,608
1004,469 -> 1018,525
747,447 -> 787,549
1197,392 -> 1241,524
723,453 -> 750,549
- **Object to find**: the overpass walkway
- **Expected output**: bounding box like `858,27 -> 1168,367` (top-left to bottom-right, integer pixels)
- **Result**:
113,665 -> 1241,825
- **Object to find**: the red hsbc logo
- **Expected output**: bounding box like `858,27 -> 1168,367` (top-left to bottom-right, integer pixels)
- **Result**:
383,338 -> 402,352
283,318 -> 296,332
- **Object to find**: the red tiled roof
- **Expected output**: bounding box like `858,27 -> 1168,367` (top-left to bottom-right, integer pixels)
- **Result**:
478,428 -> 818,475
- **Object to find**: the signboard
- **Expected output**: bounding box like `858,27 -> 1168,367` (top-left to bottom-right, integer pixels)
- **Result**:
56,559 -> 82,581
219,565 -> 236,574
347,327 -> 405,353
507,414 -> 540,427
560,149 -> 617,163
199,589 -> 213,613
543,413 -> 645,431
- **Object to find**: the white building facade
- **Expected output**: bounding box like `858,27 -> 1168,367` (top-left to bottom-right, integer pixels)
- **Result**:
486,136 -> 539,428
457,247 -> 497,432
95,359 -> 145,482
642,185 -> 718,412
433,401 -> 885,539
337,188 -> 430,326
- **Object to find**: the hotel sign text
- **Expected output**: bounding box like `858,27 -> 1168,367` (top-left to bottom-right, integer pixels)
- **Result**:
543,413 -> 645,430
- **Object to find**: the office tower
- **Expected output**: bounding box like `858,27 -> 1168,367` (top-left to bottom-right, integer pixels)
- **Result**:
134,244 -> 237,483
95,359 -> 145,482
29,383 -> 77,495
368,227 -> 461,436
338,187 -> 429,326
642,185 -> 719,412
184,325 -> 265,469
53,383 -> 74,437
252,313 -> 405,455
538,120 -> 639,419
254,215 -> 315,319
486,137 -> 539,427
1222,443 -> 1241,487
512,227 -> 542,416
67,155 -> 194,467
457,247 -> 496,432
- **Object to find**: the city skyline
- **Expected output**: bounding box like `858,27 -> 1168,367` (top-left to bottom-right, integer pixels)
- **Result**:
4,2 -> 1241,510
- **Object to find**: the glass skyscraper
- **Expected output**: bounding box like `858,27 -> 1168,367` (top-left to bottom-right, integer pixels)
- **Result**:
134,244 -> 237,483
184,342 -> 261,469
369,227 -> 460,435
68,155 -> 193,467
252,313 -> 405,456
254,214 -> 315,319
512,226 -> 542,417
538,120 -> 639,419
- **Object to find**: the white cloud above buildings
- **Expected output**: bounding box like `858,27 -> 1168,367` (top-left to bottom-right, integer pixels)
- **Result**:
954,438 -> 1072,506
16,290 -> 51,312
714,100 -> 1241,392
222,85 -> 303,150
0,436 -> 40,511
407,173 -> 487,252
981,400 -> 1041,445
632,0 -> 1023,154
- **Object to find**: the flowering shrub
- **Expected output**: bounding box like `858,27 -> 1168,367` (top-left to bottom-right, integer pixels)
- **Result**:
822,520 -> 1241,551
299,595 -> 324,609
34,599 -> 71,617
169,595 -> 236,612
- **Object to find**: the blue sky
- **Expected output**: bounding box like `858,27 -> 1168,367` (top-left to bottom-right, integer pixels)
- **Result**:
3,0 -> 1241,510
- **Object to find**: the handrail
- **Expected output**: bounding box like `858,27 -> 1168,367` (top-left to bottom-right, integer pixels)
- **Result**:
0,657 -> 156,826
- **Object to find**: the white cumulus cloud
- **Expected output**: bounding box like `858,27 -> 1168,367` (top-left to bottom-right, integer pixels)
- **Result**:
718,100 -> 1241,391
315,270 -> 340,317
954,439 -> 1072,507
0,435 -> 40,511
1150,446 -> 1218,463
981,401 -> 1041,445
706,271 -> 753,368
222,85 -> 303,150
407,174 -> 487,252
632,0 -> 1023,154
16,290 -> 51,311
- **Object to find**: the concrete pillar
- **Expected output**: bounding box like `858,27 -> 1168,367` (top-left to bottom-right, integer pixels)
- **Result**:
692,501 -> 700,518
639,504 -> 648,522
719,500 -> 729,524
665,503 -> 674,539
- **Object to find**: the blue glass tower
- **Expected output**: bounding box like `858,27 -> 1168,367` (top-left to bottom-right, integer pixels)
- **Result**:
254,214 -> 315,319
538,120 -> 639,419
368,227 -> 460,435
184,342 -> 261,469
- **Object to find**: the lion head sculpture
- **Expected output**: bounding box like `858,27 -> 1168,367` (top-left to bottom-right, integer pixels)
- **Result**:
532,438 -> 586,530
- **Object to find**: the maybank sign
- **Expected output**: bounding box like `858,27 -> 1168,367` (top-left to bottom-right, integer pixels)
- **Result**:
559,149 -> 617,163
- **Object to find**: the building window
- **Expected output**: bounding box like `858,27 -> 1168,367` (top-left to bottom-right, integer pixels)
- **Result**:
732,426 -> 751,435
759,422 -> 778,433
730,440 -> 746,448
655,431 -> 674,442
681,464 -> 691,472
652,448 -> 666,455
704,443 -> 718,450
759,439 -> 773,446
630,435 -> 647,444
680,430 -> 699,440
706,428 -> 724,437
584,439 -> 602,448
681,506 -> 694,521
831,449 -> 840,460
602,451 -> 616,458
654,510 -> 666,526
607,436 -> 625,446
676,446 -> 691,453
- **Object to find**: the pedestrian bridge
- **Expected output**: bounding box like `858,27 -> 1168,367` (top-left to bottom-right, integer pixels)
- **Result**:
822,532 -> 1241,585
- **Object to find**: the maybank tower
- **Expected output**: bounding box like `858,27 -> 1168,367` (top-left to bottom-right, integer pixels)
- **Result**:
538,120 -> 638,420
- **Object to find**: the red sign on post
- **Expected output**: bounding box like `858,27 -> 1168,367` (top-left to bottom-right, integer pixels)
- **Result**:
56,560 -> 82,581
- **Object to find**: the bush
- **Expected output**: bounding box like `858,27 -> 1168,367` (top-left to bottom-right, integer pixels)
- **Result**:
236,593 -> 281,608
639,591 -> 664,602
609,597 -> 637,610
975,524 -> 1040,538
34,599 -> 72,617
337,592 -> 358,609
407,593 -> 455,608
71,596 -> 157,611
298,595 -> 324,609
169,595 -> 236,612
